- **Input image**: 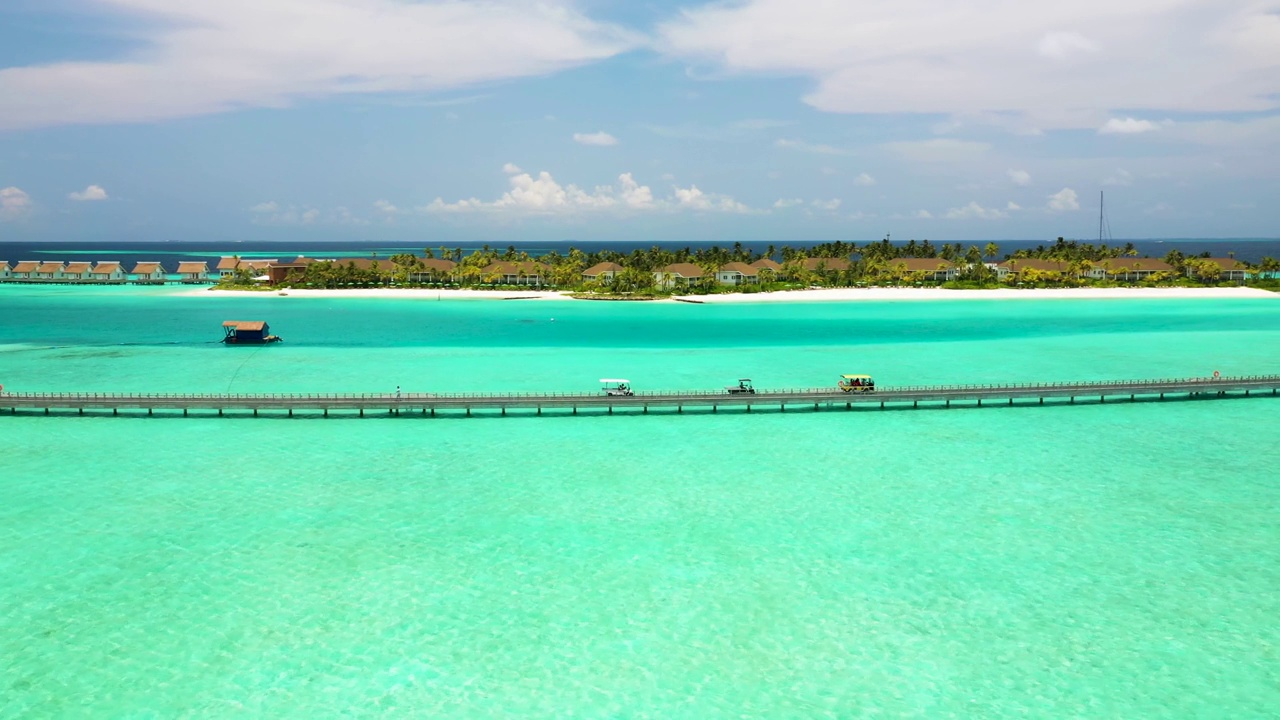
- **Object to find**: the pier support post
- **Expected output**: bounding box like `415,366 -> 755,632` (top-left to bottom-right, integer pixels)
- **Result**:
183,409 -> 188,417
253,409 -> 257,417
45,408 -> 48,415
114,408 -> 118,416
977,399 -> 982,407
537,407 -> 541,415
1039,398 -> 1043,405
503,407 -> 507,416
608,406 -> 612,415
746,405 -> 751,413
218,409 -> 222,416
324,409 -> 328,417
79,408 -> 83,415
431,408 -> 435,417
1009,398 -> 1013,406
1070,397 -> 1074,404
643,406 -> 647,414
678,405 -> 683,414
945,400 -> 950,408
880,401 -> 884,409
1130,394 -> 1134,402
573,407 -> 577,415
846,403 -> 851,410
359,409 -> 363,417
466,408 -> 471,417
814,403 -> 819,411
149,408 -> 153,416
288,409 -> 292,417
1100,396 -> 1105,403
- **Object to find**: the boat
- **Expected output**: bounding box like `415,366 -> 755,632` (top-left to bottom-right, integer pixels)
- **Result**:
221,320 -> 282,344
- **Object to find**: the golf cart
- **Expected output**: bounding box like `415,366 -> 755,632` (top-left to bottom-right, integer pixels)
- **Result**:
600,379 -> 634,396
726,378 -> 756,394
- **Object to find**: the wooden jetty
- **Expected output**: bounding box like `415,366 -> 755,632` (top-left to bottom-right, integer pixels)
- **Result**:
2,374 -> 1278,418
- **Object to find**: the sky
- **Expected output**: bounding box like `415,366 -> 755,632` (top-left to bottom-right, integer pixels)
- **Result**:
0,0 -> 1278,243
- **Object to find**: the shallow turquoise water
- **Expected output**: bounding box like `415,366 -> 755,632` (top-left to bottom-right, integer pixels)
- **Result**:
2,285 -> 1280,717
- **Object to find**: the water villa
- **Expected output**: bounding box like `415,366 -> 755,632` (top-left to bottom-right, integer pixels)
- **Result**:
0,262 -> 9,280
177,262 -> 211,283
62,262 -> 93,281
91,262 -> 128,283
35,262 -> 64,281
132,262 -> 167,284
221,320 -> 282,345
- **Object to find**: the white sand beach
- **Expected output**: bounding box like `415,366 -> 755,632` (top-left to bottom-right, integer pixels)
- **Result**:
186,286 -> 1277,303
672,286 -> 1278,303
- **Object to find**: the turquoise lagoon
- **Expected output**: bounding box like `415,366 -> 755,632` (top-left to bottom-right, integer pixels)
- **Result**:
2,285 -> 1280,717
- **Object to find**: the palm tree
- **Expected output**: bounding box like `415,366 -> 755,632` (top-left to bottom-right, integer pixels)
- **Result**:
984,242 -> 999,262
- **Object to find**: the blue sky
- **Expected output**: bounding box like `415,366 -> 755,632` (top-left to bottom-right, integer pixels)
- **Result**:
1,0 -> 1277,243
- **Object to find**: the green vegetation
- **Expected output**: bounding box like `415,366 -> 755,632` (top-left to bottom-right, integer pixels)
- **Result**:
215,239 -> 1280,294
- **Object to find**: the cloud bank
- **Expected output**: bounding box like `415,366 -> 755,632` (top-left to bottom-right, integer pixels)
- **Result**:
0,0 -> 638,130
659,1 -> 1280,128
425,168 -> 750,215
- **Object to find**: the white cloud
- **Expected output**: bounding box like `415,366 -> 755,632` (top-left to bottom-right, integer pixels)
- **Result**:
301,208 -> 320,224
502,163 -> 523,175
673,184 -> 751,213
1104,168 -> 1133,186
424,169 -> 750,215
853,173 -> 876,186
658,1 -> 1280,128
68,184 -> 108,201
1099,117 -> 1167,135
250,201 -> 279,213
1047,188 -> 1081,212
884,139 -> 990,163
913,209 -> 933,219
1007,169 -> 1032,186
775,138 -> 850,155
945,201 -> 1008,220
773,198 -> 804,208
573,131 -> 619,146
617,173 -> 655,209
1036,32 -> 1100,61
0,1 -> 639,130
1,186 -> 32,220
374,199 -> 398,214
1007,201 -> 1022,211
811,198 -> 842,211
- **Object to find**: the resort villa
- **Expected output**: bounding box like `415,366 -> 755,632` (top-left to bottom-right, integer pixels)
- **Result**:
0,262 -> 9,280
800,258 -> 852,274
10,261 -> 38,280
132,262 -> 167,283
582,262 -> 625,283
654,263 -> 705,288
1200,258 -> 1251,282
62,262 -> 93,281
483,261 -> 547,285
35,262 -> 65,281
890,258 -> 959,282
408,258 -> 457,283
716,262 -> 761,285
91,262 -> 129,283
177,262 -> 211,283
1101,258 -> 1174,282
217,257 -> 278,279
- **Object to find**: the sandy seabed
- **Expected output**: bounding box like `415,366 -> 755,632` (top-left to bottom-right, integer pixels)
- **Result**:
185,286 -> 1277,303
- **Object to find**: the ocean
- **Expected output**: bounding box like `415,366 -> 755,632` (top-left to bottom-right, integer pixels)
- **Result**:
2,283 -> 1279,717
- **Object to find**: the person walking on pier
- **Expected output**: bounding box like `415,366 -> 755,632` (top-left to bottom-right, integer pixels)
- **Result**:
395,385 -> 402,400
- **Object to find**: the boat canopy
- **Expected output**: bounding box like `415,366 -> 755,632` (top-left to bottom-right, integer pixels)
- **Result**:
599,378 -> 630,384
841,374 -> 872,379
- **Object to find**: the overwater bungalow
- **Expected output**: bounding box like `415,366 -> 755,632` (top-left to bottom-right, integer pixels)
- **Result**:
716,262 -> 760,285
132,262 -> 167,284
582,261 -> 624,283
35,261 -> 65,281
177,261 -> 210,283
62,262 -> 93,281
0,261 -> 9,280
10,261 -> 38,280
91,262 -> 129,283
654,263 -> 704,288
483,261 -> 547,286
221,320 -> 282,344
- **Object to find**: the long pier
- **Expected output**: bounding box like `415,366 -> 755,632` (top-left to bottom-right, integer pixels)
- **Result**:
2,375 -> 1278,418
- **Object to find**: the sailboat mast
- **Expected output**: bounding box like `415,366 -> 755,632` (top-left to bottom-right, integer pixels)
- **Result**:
1098,191 -> 1104,243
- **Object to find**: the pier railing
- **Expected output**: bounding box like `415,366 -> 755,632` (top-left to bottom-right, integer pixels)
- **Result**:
3,374 -> 1278,416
